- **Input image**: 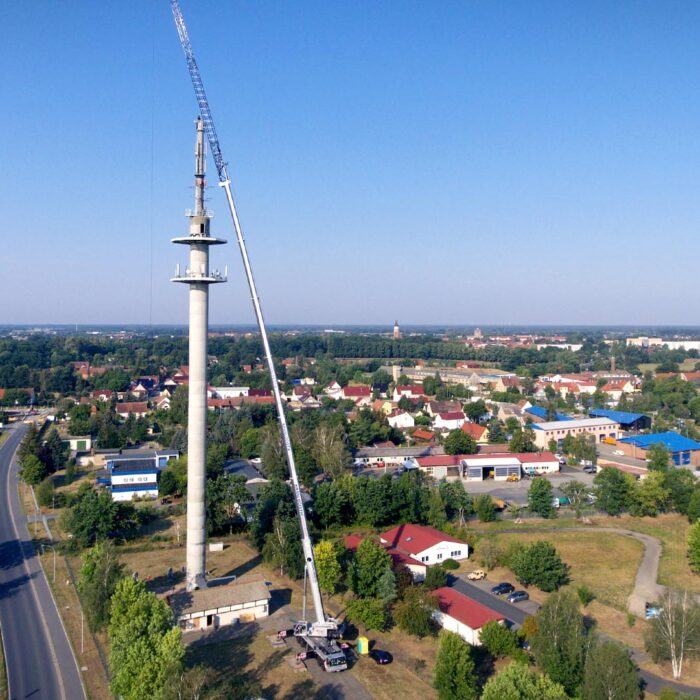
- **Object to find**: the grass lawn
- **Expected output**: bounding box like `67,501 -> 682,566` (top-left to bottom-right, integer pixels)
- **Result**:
484,531 -> 643,610
596,513 -> 700,593
185,631 -> 319,699
348,624 -> 438,700
0,626 -> 7,700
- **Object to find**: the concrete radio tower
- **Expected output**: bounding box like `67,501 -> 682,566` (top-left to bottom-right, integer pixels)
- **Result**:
172,118 -> 227,591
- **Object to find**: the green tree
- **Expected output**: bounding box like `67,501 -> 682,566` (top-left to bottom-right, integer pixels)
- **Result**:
582,640 -> 641,700
239,427 -> 260,459
19,453 -> 49,485
474,494 -> 497,522
376,566 -> 397,604
346,597 -> 387,631
78,540 -> 125,631
532,589 -> 586,695
688,489 -> 700,523
394,586 -> 438,637
689,521 -> 700,573
478,537 -> 504,570
464,400 -> 487,423
594,467 -> 633,516
427,489 -> 447,529
647,443 -> 671,472
510,427 -> 537,453
314,540 -> 343,594
663,469 -> 697,515
479,620 -> 519,658
44,428 -> 67,472
433,631 -> 477,700
628,471 -> 669,517
312,423 -> 350,479
260,424 -> 288,479
443,429 -> 477,456
645,589 -> 700,679
528,477 -> 556,518
262,516 -> 304,579
61,483 -> 120,547
481,662 -> 569,700
351,539 -> 392,597
559,480 -> 588,518
424,565 -> 447,591
487,418 -> 505,443
510,541 -> 569,592
108,577 -> 184,700
440,480 -> 473,525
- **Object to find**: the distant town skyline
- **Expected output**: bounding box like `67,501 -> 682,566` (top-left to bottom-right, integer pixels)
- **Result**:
4,1 -> 700,325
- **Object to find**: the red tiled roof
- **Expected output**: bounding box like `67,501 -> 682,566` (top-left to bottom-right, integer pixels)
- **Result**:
437,412 -> 465,421
344,534 -> 425,569
343,386 -> 371,397
116,402 -> 148,414
413,429 -> 436,441
380,524 -> 465,556
248,389 -> 272,397
516,451 -> 558,463
416,455 -> 466,468
397,385 -> 424,394
431,587 -> 504,629
462,423 -> 487,439
344,534 -> 363,552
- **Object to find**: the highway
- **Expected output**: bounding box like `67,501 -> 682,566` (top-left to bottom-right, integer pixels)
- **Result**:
0,424 -> 86,700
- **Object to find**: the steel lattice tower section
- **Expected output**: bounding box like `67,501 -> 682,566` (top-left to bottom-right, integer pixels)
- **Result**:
172,118 -> 227,591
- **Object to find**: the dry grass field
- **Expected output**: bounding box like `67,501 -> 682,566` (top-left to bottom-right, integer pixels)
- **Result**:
485,530 -> 644,610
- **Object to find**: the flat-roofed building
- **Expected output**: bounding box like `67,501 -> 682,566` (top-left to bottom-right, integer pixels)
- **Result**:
531,417 -> 619,449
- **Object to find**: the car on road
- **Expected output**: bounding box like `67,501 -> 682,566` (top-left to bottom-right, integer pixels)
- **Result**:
467,569 -> 486,581
507,590 -> 529,603
613,450 -> 624,455
369,650 -> 392,665
583,465 -> 597,474
490,582 -> 515,596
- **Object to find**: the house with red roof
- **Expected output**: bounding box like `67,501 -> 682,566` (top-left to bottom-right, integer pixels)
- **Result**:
461,422 -> 488,443
433,411 -> 466,432
116,402 -> 149,419
431,587 -> 505,645
344,534 -> 428,582
379,524 -> 469,566
341,385 -> 372,407
393,385 -> 425,402
411,429 -> 436,444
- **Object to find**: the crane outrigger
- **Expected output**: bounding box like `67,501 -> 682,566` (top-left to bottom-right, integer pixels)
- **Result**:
169,0 -> 347,672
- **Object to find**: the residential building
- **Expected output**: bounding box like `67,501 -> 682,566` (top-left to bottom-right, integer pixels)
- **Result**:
387,410 -> 415,430
426,400 -> 463,417
115,401 -> 149,419
461,422 -> 488,443
341,385 -> 372,406
433,411 -> 466,432
211,386 -> 249,399
379,524 -> 469,565
393,384 -> 425,401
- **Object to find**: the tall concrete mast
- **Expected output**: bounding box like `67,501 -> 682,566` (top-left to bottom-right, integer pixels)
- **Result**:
172,118 -> 227,591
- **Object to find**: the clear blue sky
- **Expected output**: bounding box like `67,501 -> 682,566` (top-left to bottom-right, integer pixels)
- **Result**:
4,1 -> 700,326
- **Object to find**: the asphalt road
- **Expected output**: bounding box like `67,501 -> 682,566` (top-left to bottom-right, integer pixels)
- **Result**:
0,424 -> 86,700
448,575 -> 535,627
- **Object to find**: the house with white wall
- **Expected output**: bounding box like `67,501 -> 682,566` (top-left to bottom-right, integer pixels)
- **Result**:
431,587 -> 505,645
379,524 -> 469,565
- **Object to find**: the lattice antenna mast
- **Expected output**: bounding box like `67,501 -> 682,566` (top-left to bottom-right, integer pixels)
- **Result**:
170,0 -> 330,631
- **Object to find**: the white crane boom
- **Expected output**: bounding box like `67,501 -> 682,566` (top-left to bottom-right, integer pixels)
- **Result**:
169,0 -> 330,631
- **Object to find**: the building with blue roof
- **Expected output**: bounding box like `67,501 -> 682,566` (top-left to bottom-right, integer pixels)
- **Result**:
525,405 -> 572,422
618,432 -> 700,467
589,409 -> 651,432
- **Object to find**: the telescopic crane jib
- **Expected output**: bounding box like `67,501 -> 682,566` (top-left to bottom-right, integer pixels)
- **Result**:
169,0 -> 346,671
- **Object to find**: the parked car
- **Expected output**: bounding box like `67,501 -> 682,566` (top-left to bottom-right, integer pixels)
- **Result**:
369,650 -> 392,665
583,465 -> 597,474
507,590 -> 530,603
467,569 -> 486,581
490,582 -> 515,596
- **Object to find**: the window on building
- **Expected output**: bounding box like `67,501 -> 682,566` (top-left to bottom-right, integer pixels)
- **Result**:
437,553 -> 443,560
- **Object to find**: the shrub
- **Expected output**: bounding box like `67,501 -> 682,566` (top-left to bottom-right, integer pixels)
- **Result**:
35,478 -> 55,508
478,538 -> 504,570
442,558 -> 459,571
474,494 -> 497,522
479,620 -> 519,658
577,585 -> 595,607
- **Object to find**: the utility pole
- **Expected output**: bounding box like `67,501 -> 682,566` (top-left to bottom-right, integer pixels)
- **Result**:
41,544 -> 56,584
